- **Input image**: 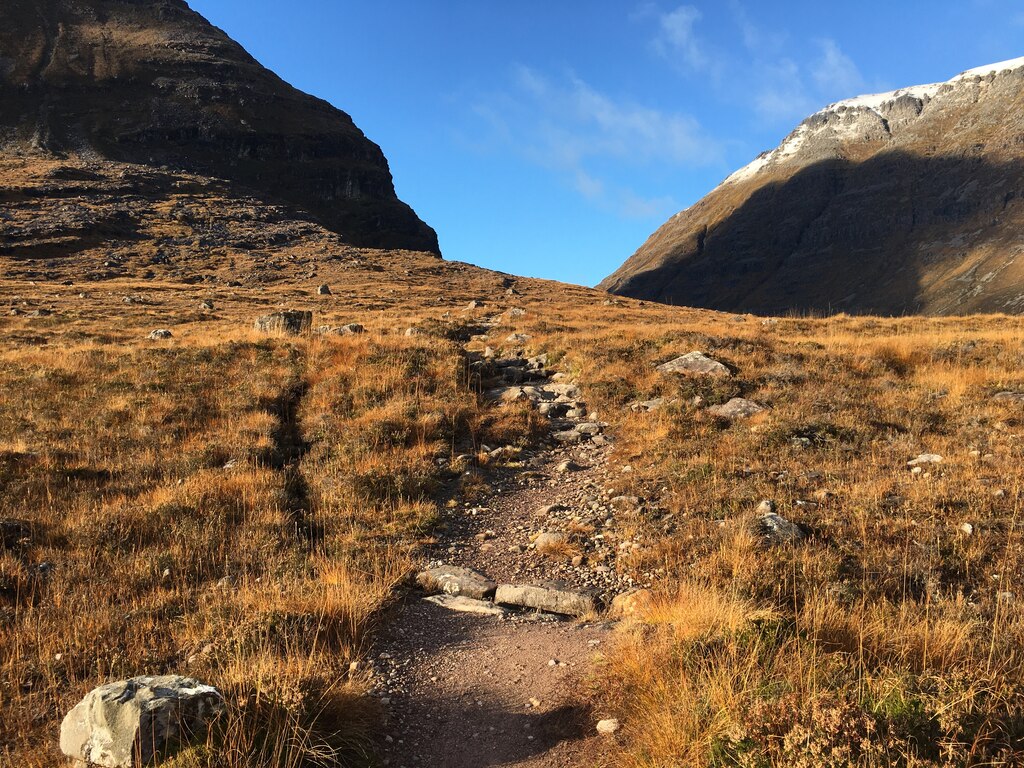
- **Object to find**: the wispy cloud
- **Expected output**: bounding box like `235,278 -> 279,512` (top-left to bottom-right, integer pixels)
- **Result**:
469,66 -> 722,218
651,5 -> 709,71
811,39 -> 866,97
641,2 -> 873,126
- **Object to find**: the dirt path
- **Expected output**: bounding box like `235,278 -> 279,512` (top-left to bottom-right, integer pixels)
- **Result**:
368,339 -> 645,767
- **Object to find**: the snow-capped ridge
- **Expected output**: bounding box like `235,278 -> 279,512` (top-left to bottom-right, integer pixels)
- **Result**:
724,56 -> 1024,186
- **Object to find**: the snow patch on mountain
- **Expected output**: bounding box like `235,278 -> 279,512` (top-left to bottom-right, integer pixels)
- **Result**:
723,56 -> 1024,187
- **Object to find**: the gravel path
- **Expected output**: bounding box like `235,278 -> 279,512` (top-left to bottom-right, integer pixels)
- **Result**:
369,400 -> 642,766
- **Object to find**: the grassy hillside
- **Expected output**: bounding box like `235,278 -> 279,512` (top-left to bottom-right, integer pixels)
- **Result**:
2,262 -> 1024,766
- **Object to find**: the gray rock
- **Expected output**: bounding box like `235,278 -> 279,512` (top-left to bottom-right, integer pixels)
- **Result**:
552,430 -> 584,445
656,351 -> 730,377
760,512 -> 804,544
907,453 -> 943,467
60,675 -> 224,767
337,323 -> 365,335
992,391 -> 1024,403
575,422 -> 604,435
147,329 -> 172,340
495,583 -> 598,617
628,397 -> 674,412
254,310 -> 312,335
596,718 -> 621,735
416,565 -> 497,600
199,300 -> 214,311
708,397 -> 765,419
316,284 -> 332,295
423,594 -> 507,616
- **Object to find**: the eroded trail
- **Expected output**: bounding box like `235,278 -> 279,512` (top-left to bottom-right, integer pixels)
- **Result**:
369,330 -> 644,767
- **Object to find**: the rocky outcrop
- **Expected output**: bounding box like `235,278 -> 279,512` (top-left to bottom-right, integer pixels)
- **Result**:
0,0 -> 438,253
601,58 -> 1024,316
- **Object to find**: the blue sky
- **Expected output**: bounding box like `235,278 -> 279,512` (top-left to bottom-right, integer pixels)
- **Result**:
188,0 -> 1024,286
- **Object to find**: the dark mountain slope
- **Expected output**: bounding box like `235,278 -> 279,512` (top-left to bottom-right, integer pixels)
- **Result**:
601,59 -> 1024,315
0,0 -> 438,253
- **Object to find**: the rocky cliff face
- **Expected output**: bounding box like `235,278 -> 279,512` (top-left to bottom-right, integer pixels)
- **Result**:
0,0 -> 438,253
600,58 -> 1024,315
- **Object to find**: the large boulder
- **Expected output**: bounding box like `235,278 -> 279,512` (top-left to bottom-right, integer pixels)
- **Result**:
60,675 -> 225,767
416,565 -> 497,600
495,583 -> 598,617
253,310 -> 313,336
656,352 -> 730,377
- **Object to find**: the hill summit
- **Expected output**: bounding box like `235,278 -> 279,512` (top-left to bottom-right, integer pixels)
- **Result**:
600,58 -> 1024,315
0,0 -> 438,253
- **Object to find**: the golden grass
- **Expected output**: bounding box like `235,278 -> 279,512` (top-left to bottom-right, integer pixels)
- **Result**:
4,262 -> 1024,766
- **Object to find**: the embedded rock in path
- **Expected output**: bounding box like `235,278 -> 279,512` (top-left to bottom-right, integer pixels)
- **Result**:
657,351 -> 730,377
495,583 -> 598,617
422,594 -> 507,616
60,675 -> 224,768
254,310 -> 312,335
708,397 -> 765,419
416,565 -> 497,600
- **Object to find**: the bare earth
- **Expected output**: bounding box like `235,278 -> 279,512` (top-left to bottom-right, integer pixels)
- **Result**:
370,438 -> 632,767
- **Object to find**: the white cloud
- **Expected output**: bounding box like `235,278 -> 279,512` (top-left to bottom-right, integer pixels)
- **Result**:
471,66 -> 715,217
506,66 -> 723,168
812,39 -> 866,97
645,3 -> 871,128
653,5 -> 708,71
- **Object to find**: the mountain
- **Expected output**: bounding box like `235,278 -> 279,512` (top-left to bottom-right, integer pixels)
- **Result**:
600,58 -> 1024,316
0,0 -> 438,254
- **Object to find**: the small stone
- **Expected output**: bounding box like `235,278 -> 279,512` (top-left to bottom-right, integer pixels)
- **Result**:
336,323 -> 365,335
760,512 -> 804,545
608,588 -> 655,619
147,329 -> 173,340
533,532 -> 570,555
959,522 -> 975,535
708,398 -> 765,420
317,284 -> 332,295
596,718 -> 621,735
907,454 -> 943,468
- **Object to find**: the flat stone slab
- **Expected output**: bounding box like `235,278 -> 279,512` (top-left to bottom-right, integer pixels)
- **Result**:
495,583 -> 598,617
657,351 -> 730,377
423,594 -> 507,616
416,565 -> 497,600
708,397 -> 765,419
